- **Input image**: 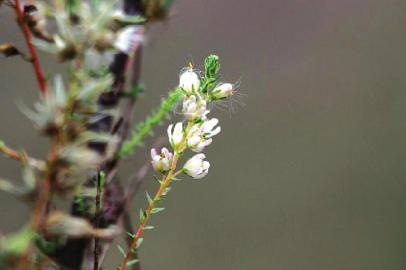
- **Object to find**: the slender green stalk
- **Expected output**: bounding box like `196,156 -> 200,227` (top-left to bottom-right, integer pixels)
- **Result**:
120,88 -> 183,157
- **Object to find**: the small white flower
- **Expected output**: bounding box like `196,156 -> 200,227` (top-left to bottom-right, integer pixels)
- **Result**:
182,95 -> 208,120
211,83 -> 234,99
151,147 -> 173,172
179,70 -> 200,94
167,122 -> 184,149
187,118 -> 221,152
183,153 -> 210,179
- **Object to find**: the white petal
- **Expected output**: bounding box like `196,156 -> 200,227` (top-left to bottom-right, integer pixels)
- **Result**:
151,160 -> 161,171
193,153 -> 206,160
202,161 -> 210,170
161,159 -> 170,171
161,147 -> 169,156
207,126 -> 221,138
167,124 -> 173,142
173,122 -> 184,144
203,118 -> 219,132
188,124 -> 200,136
167,152 -> 173,160
191,144 -> 204,153
202,138 -> 213,147
187,135 -> 201,147
184,154 -> 201,170
152,155 -> 161,163
151,148 -> 158,159
187,103 -> 197,114
194,170 -> 208,179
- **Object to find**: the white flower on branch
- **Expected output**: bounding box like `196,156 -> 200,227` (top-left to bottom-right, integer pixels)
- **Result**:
167,122 -> 184,149
183,153 -> 210,179
211,83 -> 234,100
182,95 -> 208,120
187,118 -> 221,152
179,69 -> 200,95
151,147 -> 173,172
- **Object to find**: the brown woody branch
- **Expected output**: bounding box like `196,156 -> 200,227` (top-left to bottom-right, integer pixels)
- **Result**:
13,0 -> 48,93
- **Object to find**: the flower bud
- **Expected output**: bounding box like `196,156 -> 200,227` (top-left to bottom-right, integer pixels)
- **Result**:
151,147 -> 173,172
179,70 -> 200,94
182,95 -> 208,120
210,83 -> 234,100
204,54 -> 220,79
183,153 -> 210,179
167,122 -> 184,150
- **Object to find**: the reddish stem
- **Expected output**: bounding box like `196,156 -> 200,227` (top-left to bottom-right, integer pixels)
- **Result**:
14,0 -> 48,93
119,155 -> 179,270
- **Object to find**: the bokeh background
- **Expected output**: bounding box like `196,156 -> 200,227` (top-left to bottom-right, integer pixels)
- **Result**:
1,0 -> 406,269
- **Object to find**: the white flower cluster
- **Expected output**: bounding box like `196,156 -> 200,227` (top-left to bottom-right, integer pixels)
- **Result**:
151,66 -> 234,179
150,148 -> 173,172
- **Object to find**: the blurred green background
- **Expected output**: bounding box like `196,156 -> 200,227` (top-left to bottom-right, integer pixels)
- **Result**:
1,0 -> 406,269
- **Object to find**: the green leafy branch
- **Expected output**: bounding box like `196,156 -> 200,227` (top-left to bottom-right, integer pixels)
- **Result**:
120,87 -> 183,157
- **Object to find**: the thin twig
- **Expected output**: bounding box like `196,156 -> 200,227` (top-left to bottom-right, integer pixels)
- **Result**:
13,0 -> 48,93
0,143 -> 23,161
93,172 -> 102,270
105,180 -> 141,270
122,212 -> 141,270
119,154 -> 179,270
0,145 -> 45,170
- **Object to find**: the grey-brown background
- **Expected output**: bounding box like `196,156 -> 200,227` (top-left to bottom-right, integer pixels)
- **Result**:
1,0 -> 406,269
